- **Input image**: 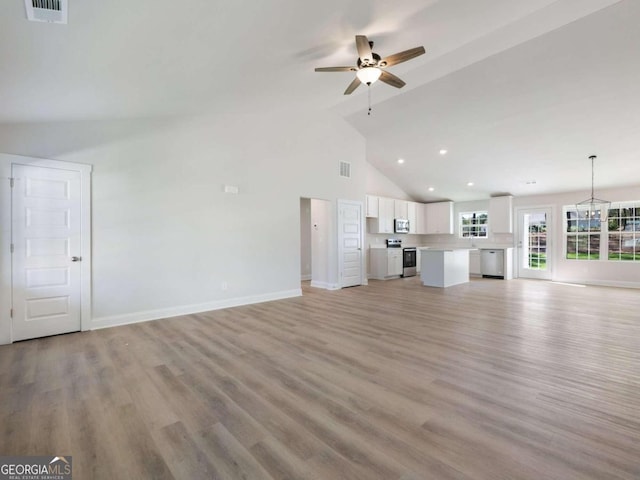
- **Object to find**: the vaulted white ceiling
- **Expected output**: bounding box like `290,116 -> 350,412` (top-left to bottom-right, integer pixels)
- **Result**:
1,0 -> 637,201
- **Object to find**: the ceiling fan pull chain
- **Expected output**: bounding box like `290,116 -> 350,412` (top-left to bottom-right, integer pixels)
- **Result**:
368,85 -> 372,116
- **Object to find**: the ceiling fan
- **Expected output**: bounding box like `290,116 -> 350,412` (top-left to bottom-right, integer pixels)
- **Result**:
315,35 -> 426,95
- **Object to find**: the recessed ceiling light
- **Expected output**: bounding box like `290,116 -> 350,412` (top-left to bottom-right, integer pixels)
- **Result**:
428,187 -> 435,192
439,149 -> 448,155
467,182 -> 474,187
397,158 -> 405,164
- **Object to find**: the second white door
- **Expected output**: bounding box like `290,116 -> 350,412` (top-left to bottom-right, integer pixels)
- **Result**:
338,200 -> 363,288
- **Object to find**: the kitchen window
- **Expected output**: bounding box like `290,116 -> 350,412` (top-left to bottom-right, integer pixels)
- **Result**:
460,211 -> 488,238
564,201 -> 640,261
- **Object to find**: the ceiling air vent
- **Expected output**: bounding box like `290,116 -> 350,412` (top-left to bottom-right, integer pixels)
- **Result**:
339,161 -> 351,179
25,0 -> 68,24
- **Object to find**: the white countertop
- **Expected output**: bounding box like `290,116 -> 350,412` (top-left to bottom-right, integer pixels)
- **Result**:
371,244 -> 513,250
419,247 -> 476,252
370,244 -> 431,249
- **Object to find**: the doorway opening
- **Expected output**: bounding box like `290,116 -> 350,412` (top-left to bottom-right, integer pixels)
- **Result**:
300,197 -> 364,290
300,197 -> 333,289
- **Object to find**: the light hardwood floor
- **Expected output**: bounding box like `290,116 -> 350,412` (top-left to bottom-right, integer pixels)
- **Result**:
1,277 -> 639,479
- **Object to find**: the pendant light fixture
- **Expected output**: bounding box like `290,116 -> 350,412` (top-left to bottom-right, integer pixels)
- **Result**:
576,155 -> 610,221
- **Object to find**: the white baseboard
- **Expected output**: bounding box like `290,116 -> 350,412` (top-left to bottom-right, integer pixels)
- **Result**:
554,278 -> 640,289
310,280 -> 341,290
91,288 -> 302,330
300,274 -> 312,281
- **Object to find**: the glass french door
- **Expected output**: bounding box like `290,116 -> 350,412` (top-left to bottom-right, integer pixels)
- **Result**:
517,208 -> 552,279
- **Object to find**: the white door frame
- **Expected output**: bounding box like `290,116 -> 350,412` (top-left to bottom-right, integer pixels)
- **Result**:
337,199 -> 365,288
515,205 -> 554,280
0,153 -> 92,344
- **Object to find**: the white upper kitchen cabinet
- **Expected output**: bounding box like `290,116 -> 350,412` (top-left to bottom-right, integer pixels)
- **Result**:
415,203 -> 428,234
489,196 -> 513,233
366,195 -> 379,218
394,199 -> 408,219
407,202 -> 417,234
425,201 -> 454,234
368,197 -> 394,233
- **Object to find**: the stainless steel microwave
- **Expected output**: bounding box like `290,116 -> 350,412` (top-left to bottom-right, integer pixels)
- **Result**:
394,218 -> 410,233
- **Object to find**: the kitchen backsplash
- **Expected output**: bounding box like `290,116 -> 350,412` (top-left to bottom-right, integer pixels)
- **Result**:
367,232 -> 514,249
367,233 -> 427,248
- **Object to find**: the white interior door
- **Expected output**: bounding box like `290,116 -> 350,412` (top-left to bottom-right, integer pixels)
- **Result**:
517,207 -> 552,280
338,200 -> 363,288
12,164 -> 82,341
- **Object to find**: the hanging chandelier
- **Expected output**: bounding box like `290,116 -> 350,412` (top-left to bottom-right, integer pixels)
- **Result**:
576,155 -> 610,221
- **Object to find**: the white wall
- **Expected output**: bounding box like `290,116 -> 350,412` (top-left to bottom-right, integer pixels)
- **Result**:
366,162 -> 414,200
0,110 -> 366,336
299,198 -> 311,280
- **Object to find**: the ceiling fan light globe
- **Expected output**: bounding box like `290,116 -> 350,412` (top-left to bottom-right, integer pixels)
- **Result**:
356,67 -> 382,85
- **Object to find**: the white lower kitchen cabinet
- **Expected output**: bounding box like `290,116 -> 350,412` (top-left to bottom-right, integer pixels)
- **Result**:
469,249 -> 481,276
369,248 -> 403,280
387,251 -> 403,276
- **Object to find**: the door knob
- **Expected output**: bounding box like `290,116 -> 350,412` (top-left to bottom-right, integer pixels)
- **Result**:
71,256 -> 82,262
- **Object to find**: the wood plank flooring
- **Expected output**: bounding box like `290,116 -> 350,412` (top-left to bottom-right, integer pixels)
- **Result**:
1,277 -> 640,479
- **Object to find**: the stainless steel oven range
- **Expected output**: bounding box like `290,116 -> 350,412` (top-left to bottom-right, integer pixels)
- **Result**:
402,247 -> 417,277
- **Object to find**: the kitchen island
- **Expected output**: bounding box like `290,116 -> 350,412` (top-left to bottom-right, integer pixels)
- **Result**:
419,248 -> 471,287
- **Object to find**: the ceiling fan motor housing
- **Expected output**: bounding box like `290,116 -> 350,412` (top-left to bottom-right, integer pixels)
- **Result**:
357,52 -> 382,68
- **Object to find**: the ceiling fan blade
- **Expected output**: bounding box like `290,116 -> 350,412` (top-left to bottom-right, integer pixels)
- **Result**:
355,35 -> 373,63
380,46 -> 426,67
379,70 -> 406,89
315,66 -> 357,72
344,77 -> 361,95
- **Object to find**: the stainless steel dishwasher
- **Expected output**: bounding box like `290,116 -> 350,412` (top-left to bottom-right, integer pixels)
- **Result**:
481,249 -> 504,278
